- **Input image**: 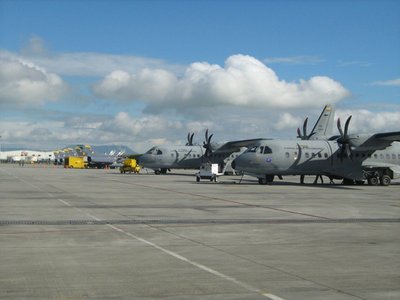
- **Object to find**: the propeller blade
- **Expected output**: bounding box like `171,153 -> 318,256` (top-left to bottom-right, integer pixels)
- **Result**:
207,134 -> 213,144
344,115 -> 352,138
205,129 -> 209,143
303,117 -> 308,138
187,132 -> 191,145
190,133 -> 194,145
297,127 -> 302,138
337,118 -> 343,137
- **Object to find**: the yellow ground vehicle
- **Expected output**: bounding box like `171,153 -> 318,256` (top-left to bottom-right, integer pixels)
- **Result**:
120,159 -> 141,174
64,156 -> 87,169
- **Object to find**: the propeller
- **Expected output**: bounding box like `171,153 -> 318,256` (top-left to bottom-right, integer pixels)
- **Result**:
336,115 -> 353,161
297,117 -> 316,140
186,132 -> 195,146
203,129 -> 214,158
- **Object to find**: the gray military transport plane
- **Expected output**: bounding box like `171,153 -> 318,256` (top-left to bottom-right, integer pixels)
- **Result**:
138,104 -> 336,174
138,130 -> 264,174
232,116 -> 400,186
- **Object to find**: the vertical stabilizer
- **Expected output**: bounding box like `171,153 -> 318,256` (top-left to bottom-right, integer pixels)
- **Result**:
309,104 -> 335,139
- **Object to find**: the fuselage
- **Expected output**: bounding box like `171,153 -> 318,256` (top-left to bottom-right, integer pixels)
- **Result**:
232,140 -> 400,180
138,144 -> 243,171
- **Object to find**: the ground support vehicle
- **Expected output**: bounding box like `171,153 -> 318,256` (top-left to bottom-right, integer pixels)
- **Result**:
120,159 -> 141,174
196,163 -> 223,182
64,156 -> 87,169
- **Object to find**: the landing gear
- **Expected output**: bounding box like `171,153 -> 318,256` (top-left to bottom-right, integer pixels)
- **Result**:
258,175 -> 274,185
380,175 -> 391,186
367,176 -> 379,186
365,169 -> 392,186
155,168 -> 168,175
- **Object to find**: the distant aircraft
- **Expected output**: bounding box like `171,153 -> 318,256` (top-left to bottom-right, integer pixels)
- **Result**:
75,145 -> 124,168
138,130 -> 264,174
232,116 -> 400,186
54,145 -> 123,168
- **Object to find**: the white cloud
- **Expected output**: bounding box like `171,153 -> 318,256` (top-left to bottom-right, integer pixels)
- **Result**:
0,56 -> 67,107
273,113 -> 302,131
99,112 -> 182,136
1,45 -> 183,78
336,109 -> 400,133
93,54 -> 350,112
338,60 -> 374,67
371,78 -> 400,86
1,107 -> 399,153
264,56 -> 324,65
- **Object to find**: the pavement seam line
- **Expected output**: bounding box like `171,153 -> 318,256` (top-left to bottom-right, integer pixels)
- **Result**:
53,194 -> 284,300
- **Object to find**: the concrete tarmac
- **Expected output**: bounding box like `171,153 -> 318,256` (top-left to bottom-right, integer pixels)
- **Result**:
0,164 -> 399,300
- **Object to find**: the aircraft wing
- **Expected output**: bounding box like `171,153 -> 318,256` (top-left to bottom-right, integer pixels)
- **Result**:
357,131 -> 400,151
213,138 -> 266,154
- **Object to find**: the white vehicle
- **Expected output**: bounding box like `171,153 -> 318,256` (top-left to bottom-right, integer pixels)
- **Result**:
196,163 -> 223,182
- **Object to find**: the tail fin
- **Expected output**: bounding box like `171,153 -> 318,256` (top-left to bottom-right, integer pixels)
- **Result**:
309,104 -> 335,139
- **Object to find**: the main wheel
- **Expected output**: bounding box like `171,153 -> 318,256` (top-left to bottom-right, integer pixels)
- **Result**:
367,177 -> 379,186
380,175 -> 391,186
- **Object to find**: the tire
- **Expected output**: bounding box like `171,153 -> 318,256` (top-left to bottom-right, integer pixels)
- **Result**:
380,175 -> 391,186
342,178 -> 354,185
265,175 -> 274,183
367,177 -> 379,186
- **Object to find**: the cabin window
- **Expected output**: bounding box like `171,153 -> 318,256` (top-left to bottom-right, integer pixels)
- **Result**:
392,154 -> 396,160
398,154 -> 400,160
305,153 -> 310,159
285,152 -> 290,158
312,153 -> 316,158
318,153 -> 322,158
380,154 -> 384,159
386,154 -> 390,160
157,149 -> 162,155
374,154 -> 378,159
324,153 -> 328,158
259,146 -> 264,154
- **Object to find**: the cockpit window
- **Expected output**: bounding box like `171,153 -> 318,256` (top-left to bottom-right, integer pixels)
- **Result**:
247,146 -> 258,153
263,146 -> 272,154
145,147 -> 163,155
145,147 -> 156,154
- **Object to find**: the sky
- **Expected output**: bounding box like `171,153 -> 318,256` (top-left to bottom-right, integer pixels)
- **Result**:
0,0 -> 399,152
